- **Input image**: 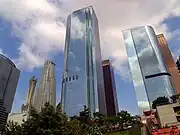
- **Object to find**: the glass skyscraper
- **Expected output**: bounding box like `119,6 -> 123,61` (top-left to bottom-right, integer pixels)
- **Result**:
122,26 -> 175,113
61,6 -> 106,117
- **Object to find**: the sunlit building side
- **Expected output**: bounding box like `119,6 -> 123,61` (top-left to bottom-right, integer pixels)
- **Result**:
122,26 -> 175,114
157,34 -> 180,94
33,60 -> 56,112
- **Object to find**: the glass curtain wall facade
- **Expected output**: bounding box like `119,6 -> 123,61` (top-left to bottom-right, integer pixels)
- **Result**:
61,6 -> 106,117
122,26 -> 175,114
0,54 -> 20,129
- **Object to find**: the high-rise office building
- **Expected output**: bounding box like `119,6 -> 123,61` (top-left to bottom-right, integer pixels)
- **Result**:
102,60 -> 119,116
0,54 -> 20,129
34,60 -> 56,112
61,6 -> 106,117
122,26 -> 175,114
157,34 -> 180,94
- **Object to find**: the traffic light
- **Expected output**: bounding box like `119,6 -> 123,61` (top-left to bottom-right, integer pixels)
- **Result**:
84,105 -> 89,117
83,105 -> 90,124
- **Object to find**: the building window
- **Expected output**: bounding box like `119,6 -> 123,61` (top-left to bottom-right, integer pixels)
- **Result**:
66,77 -> 68,82
73,76 -> 75,80
173,106 -> 180,113
176,116 -> 180,122
76,75 -> 78,80
69,77 -> 71,82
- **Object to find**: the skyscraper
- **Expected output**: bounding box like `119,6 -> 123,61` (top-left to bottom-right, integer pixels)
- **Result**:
21,76 -> 37,113
0,54 -> 20,129
26,76 -> 37,105
61,6 -> 106,117
34,60 -> 56,112
102,60 -> 119,116
157,34 -> 180,94
122,26 -> 175,114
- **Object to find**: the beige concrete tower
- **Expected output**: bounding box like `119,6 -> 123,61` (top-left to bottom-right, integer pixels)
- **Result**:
21,76 -> 37,113
33,60 -> 56,112
26,76 -> 37,104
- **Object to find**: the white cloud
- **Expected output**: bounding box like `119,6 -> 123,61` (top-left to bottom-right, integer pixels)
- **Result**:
65,0 -> 180,78
71,16 -> 86,39
0,48 -> 8,57
0,0 -> 67,70
0,48 -> 3,55
0,0 -> 180,73
168,29 -> 180,59
138,101 -> 150,110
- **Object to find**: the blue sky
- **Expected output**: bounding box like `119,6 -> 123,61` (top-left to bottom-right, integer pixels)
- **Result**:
0,0 -> 180,115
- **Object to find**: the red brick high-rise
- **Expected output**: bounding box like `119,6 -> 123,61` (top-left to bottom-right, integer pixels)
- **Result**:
102,60 -> 119,116
157,34 -> 180,94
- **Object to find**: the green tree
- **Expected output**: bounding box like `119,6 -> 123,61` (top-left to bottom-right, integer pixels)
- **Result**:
117,110 -> 133,128
4,103 -> 73,135
4,103 -> 133,135
4,120 -> 22,135
56,102 -> 62,114
93,112 -> 106,126
152,96 -> 170,109
21,106 -> 40,135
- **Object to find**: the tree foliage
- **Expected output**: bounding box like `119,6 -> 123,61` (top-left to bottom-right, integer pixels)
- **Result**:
3,103 -> 94,135
152,96 -> 170,109
3,103 -> 136,135
4,121 -> 22,135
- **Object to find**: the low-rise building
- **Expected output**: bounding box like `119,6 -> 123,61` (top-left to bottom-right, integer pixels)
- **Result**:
156,103 -> 180,129
152,126 -> 179,135
8,112 -> 28,125
141,110 -> 159,133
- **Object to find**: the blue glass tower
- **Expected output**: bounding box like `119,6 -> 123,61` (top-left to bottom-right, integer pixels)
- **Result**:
61,6 -> 106,117
123,26 -> 175,114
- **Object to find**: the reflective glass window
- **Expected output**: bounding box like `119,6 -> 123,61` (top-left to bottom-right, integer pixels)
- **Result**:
76,75 -> 78,80
123,30 -> 150,114
63,9 -> 87,116
131,27 -> 163,76
126,26 -> 174,110
146,75 -> 174,105
62,7 -> 104,117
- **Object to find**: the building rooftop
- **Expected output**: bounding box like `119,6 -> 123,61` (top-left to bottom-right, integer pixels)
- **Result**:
0,54 -> 16,68
122,25 -> 153,32
102,59 -> 112,66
